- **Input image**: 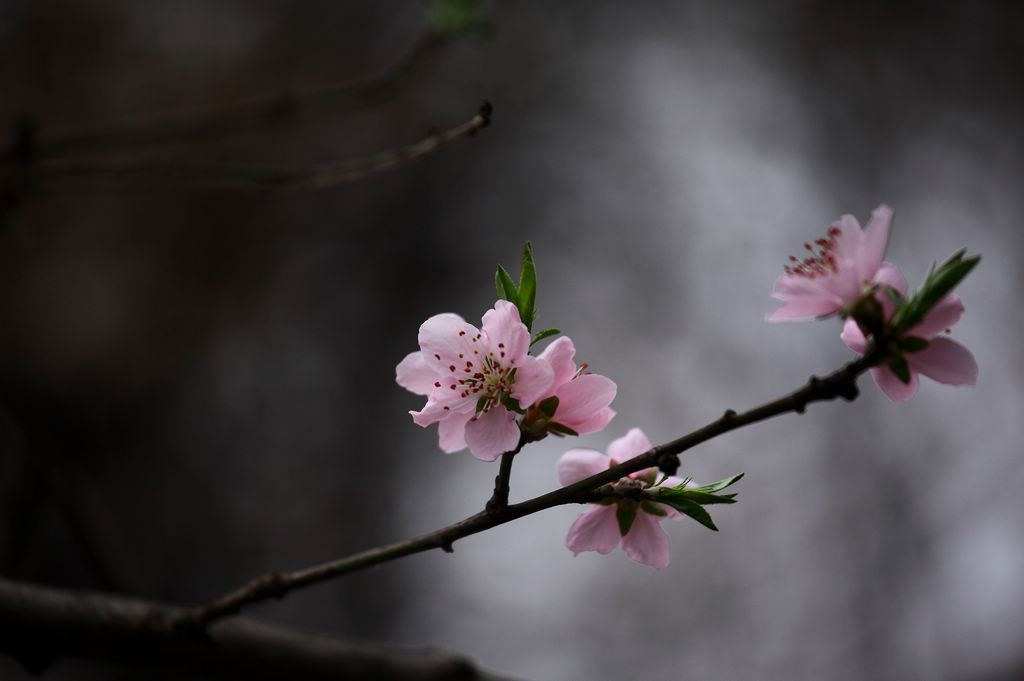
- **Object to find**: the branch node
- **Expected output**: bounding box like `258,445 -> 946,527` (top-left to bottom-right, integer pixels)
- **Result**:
722,409 -> 737,421
654,450 -> 681,477
440,537 -> 455,553
837,380 -> 859,401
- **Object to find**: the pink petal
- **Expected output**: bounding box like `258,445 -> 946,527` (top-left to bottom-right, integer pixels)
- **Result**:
831,213 -> 864,257
606,428 -> 653,463
536,336 -> 577,387
395,351 -> 438,395
913,293 -> 964,339
437,414 -> 469,453
857,204 -> 892,281
841,318 -> 868,354
481,300 -> 531,361
552,373 -> 617,433
767,297 -> 841,321
417,313 -> 480,370
464,408 -> 520,461
907,337 -> 978,386
871,365 -> 919,403
409,383 -> 473,426
874,262 -> 907,294
768,275 -> 843,321
557,448 -> 610,487
566,505 -> 621,556
509,355 -> 554,406
621,512 -> 671,569
566,407 -> 616,436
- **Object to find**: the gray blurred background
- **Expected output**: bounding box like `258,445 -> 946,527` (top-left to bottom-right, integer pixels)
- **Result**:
1,1 -> 1022,679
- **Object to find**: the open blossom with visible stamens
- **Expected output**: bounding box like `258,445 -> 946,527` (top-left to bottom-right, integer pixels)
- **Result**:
396,300 -> 554,461
530,336 -> 616,435
840,268 -> 978,403
769,205 -> 895,321
558,428 -> 685,569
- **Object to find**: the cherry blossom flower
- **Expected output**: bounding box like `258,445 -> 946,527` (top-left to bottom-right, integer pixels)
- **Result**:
769,204 -> 896,321
396,300 -> 554,461
525,336 -> 616,436
840,271 -> 978,403
557,428 -> 686,569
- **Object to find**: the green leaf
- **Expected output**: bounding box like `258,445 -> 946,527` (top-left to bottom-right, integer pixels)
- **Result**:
677,490 -> 738,505
884,285 -> 907,310
891,251 -> 980,335
530,328 -> 560,347
474,394 -> 490,414
659,495 -> 719,531
889,355 -> 912,384
616,502 -> 638,536
517,242 -> 537,331
684,473 -> 745,495
495,265 -> 519,306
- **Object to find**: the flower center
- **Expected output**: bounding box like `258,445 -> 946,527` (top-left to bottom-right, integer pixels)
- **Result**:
783,226 -> 841,279
460,353 -> 516,416
434,333 -> 518,416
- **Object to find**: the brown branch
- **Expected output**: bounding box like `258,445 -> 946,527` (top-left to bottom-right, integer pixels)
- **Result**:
12,30 -> 447,159
0,577 -> 522,681
31,102 -> 493,191
183,346 -> 881,627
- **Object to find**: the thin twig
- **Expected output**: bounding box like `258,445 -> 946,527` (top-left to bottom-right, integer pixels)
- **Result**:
183,347 -> 880,627
33,102 -> 493,190
485,433 -> 529,512
9,31 -> 446,160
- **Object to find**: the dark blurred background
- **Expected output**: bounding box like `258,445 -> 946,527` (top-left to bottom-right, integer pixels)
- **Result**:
1,1 -> 1022,679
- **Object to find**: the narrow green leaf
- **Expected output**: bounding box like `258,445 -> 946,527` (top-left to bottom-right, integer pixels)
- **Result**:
662,496 -> 719,531
684,473 -> 745,495
678,490 -> 738,505
530,328 -> 560,346
475,394 -> 490,414
616,503 -> 638,536
892,251 -> 979,335
495,265 -> 519,306
884,285 -> 906,310
517,242 -> 537,331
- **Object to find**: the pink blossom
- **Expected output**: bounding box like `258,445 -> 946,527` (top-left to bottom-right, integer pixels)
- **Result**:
557,428 -> 685,569
769,205 -> 895,321
840,270 -> 978,403
396,300 -> 554,461
531,336 -> 616,435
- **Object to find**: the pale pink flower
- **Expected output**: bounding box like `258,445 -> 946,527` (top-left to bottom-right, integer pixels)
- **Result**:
840,269 -> 978,403
396,300 -> 554,461
557,428 -> 685,569
532,336 -> 616,435
769,205 -> 896,321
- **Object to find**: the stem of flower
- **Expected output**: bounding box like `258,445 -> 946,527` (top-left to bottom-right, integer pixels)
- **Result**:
180,346 -> 883,629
